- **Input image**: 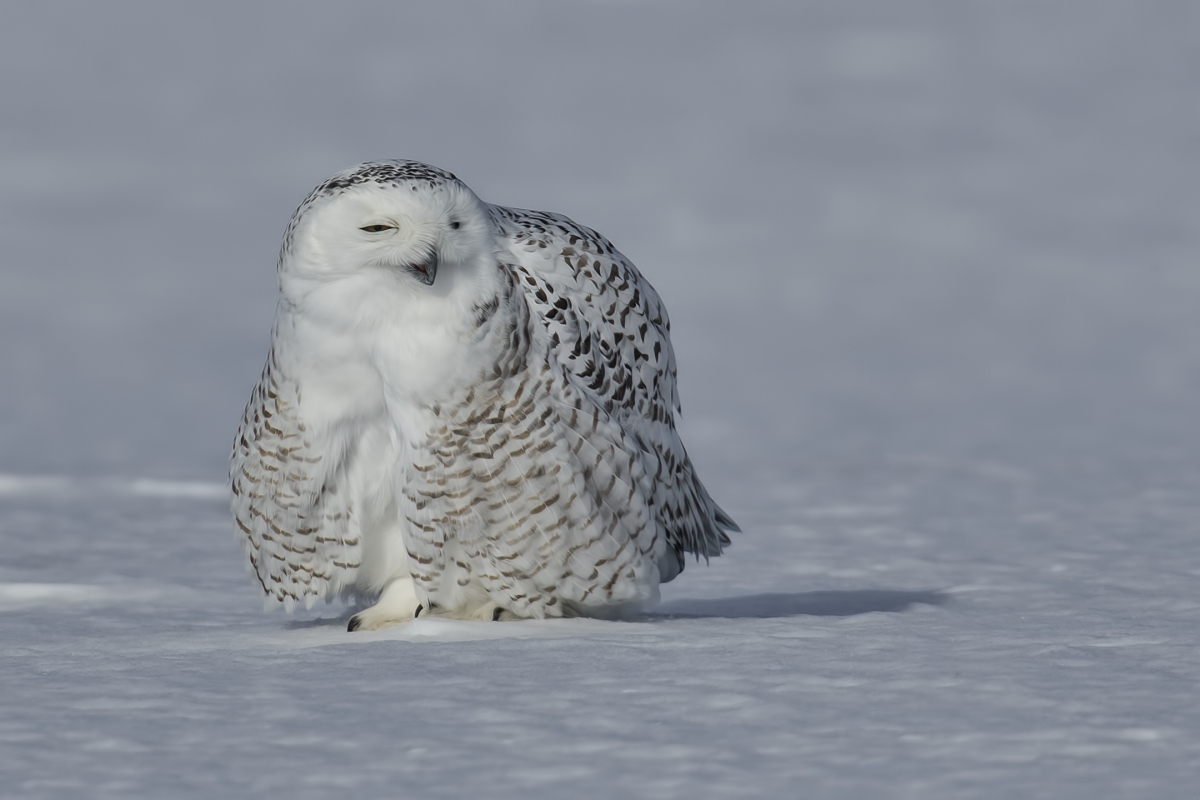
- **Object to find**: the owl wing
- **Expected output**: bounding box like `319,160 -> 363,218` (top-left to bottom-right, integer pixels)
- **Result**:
492,205 -> 737,572
229,348 -> 363,611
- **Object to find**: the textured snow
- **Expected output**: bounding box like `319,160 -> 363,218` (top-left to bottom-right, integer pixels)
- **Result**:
2,2 -> 1199,797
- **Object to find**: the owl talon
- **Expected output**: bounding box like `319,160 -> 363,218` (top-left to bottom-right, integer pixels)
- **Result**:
234,161 -> 738,627
344,577 -> 420,631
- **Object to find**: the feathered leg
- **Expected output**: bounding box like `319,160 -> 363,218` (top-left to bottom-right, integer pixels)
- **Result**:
347,576 -> 420,631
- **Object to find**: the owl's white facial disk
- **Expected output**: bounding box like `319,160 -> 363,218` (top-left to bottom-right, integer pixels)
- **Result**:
275,175 -> 506,412
283,183 -> 487,292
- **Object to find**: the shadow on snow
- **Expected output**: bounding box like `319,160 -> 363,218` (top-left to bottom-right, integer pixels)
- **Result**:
281,589 -> 950,629
651,589 -> 949,619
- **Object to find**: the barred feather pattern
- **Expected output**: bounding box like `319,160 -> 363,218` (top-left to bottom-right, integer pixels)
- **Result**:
494,206 -> 736,567
231,159 -> 737,622
400,270 -> 661,617
230,347 -> 362,611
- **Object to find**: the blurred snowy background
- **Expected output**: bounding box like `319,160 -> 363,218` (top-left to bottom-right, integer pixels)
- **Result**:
2,1 -> 1199,797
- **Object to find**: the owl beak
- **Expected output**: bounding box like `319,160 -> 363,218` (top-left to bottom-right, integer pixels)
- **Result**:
408,251 -> 438,285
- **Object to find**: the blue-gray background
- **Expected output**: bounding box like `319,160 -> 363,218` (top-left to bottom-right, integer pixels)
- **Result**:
4,0 -> 1197,483
3,3 -> 1200,798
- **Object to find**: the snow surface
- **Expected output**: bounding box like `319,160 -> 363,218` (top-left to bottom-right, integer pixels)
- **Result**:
2,2 -> 1199,797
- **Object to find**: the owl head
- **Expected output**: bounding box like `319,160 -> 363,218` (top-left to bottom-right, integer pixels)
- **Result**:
277,160 -> 494,300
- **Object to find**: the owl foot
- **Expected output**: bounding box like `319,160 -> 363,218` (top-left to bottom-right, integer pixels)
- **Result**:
415,600 -> 519,621
481,602 -> 519,621
347,576 -> 420,632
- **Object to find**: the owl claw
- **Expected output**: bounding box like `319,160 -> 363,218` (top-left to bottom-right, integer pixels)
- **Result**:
492,606 -> 504,622
344,577 -> 420,631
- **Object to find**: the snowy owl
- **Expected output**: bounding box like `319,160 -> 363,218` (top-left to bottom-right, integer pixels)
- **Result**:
231,160 -> 737,630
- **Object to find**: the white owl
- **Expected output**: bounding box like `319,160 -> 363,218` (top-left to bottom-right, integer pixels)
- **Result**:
231,161 -> 737,630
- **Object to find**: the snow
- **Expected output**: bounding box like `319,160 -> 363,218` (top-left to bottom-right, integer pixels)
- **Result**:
2,2 -> 1199,797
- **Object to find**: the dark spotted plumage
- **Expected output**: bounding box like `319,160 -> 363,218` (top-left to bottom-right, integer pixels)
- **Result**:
493,205 -> 737,567
232,160 -> 737,624
230,344 -> 363,610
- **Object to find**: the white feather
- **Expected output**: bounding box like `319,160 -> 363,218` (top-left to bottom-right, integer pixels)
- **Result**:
231,161 -> 737,626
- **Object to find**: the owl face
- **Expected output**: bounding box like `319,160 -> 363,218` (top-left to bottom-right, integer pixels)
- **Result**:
281,173 -> 491,293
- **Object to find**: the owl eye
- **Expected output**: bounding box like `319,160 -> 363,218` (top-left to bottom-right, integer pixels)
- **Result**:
360,224 -> 395,233
449,221 -> 461,230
